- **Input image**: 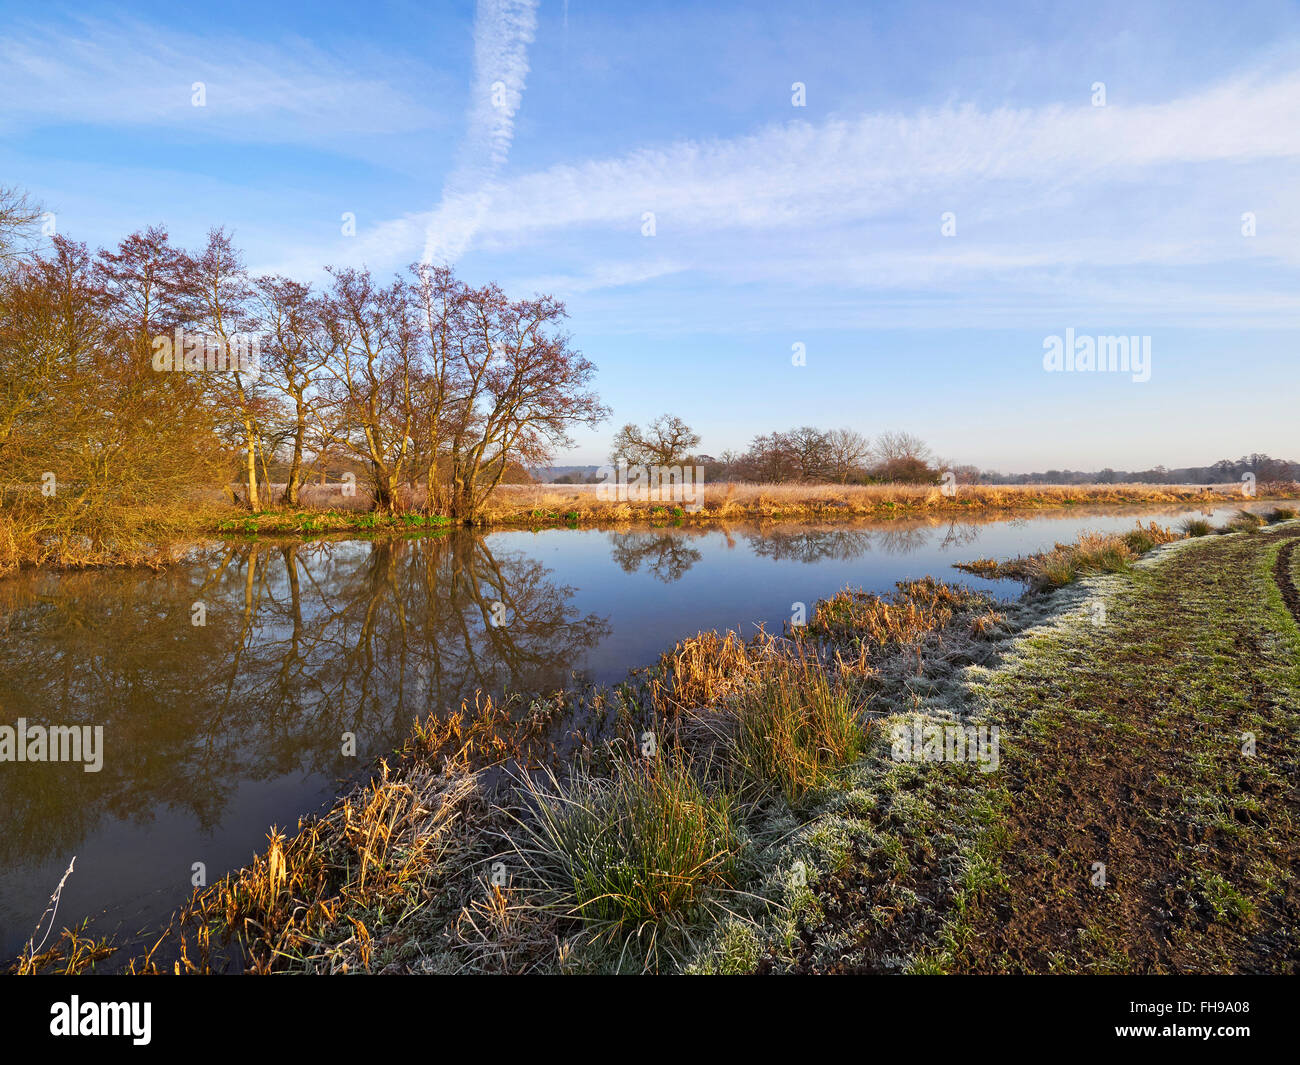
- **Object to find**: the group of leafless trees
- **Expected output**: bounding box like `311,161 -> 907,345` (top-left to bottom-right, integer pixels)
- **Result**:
0,191 -> 607,527
717,427 -> 941,484
608,416 -> 943,485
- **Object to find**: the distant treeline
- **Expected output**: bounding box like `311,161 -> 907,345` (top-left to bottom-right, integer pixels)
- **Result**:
542,418 -> 1299,487
965,454 -> 1299,486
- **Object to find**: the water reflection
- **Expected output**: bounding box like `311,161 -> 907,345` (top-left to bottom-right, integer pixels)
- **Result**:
0,533 -> 609,875
937,521 -> 984,549
609,531 -> 704,582
745,526 -> 876,564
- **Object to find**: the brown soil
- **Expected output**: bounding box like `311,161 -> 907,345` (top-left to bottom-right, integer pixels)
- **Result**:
951,528 -> 1300,973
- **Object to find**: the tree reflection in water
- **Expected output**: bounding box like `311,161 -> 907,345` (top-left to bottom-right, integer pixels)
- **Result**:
0,532 -> 610,872
608,530 -> 704,582
744,527 -> 877,563
607,522 -> 974,576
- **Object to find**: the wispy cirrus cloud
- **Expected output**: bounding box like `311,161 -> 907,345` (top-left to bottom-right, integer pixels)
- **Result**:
443,67 -> 1300,325
459,70 -> 1300,244
243,55 -> 1300,326
0,15 -> 446,144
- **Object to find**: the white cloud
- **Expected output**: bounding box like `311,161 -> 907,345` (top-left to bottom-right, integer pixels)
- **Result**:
515,258 -> 687,295
226,59 -> 1300,327
460,71 -> 1300,243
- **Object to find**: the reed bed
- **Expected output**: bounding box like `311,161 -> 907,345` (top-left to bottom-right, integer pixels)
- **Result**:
726,653 -> 869,804
209,480 -> 1300,537
8,481 -> 1298,572
957,522 -> 1182,589
957,512 -> 1294,591
806,576 -> 987,646
109,696 -> 565,975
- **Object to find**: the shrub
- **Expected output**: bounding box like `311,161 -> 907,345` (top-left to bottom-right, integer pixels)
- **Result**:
1220,510 -> 1264,534
728,655 -> 867,804
512,756 -> 741,942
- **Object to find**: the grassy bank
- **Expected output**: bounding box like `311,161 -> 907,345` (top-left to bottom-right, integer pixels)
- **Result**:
0,499 -> 230,575
930,519 -> 1300,973
15,512 -> 1300,974
4,482 -> 1296,573
218,481 -> 1300,536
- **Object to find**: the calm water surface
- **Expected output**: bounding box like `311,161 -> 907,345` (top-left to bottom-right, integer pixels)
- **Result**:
0,502 -> 1272,959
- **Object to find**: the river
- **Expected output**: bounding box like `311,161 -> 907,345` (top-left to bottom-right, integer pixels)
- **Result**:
0,501 -> 1275,961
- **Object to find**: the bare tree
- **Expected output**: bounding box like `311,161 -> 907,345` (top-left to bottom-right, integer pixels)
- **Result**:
825,427 -> 872,483
177,229 -> 272,509
0,186 -> 43,265
409,263 -> 467,514
737,431 -> 797,482
785,426 -> 832,481
610,413 -> 700,467
255,276 -> 328,505
872,430 -> 938,483
448,285 -> 607,520
318,267 -> 421,513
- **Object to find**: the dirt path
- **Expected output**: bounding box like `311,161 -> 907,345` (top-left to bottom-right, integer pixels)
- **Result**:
1274,537 -> 1300,627
946,527 -> 1300,973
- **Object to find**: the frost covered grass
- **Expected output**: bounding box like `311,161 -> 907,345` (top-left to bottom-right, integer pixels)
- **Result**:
928,522 -> 1300,973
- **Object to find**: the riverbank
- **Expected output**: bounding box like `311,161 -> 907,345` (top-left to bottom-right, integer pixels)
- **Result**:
13,512 -> 1300,973
4,482 -> 1295,575
932,518 -> 1300,973
219,481 -> 1299,536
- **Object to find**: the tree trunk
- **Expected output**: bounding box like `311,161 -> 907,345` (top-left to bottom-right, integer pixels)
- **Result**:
244,422 -> 260,510
371,463 -> 398,514
286,430 -> 304,506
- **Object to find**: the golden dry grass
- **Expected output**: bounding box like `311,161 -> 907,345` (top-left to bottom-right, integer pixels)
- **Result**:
0,498 -> 230,575
956,522 -> 1183,589
646,630 -> 766,719
11,921 -> 115,976
186,759 -> 477,974
9,481 -> 1296,572
805,576 -> 986,646
471,480 -> 1299,526
105,694 -> 567,975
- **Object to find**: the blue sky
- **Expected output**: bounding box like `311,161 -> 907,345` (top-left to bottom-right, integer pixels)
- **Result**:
3,0 -> 1299,471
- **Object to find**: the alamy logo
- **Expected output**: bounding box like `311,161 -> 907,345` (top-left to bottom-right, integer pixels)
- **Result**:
151,327 -> 260,377
50,997 -> 151,1045
1042,329 -> 1150,383
595,462 -> 706,512
0,719 -> 103,772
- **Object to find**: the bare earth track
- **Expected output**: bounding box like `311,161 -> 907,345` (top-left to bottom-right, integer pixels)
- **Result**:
941,526 -> 1300,973
1274,536 -> 1300,628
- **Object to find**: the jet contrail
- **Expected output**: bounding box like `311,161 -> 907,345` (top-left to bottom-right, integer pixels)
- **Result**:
423,0 -> 539,264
